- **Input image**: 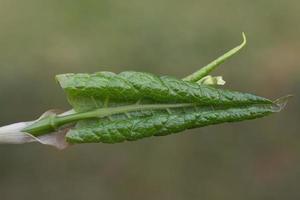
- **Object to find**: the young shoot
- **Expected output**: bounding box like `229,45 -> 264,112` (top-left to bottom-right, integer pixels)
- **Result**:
0,33 -> 289,149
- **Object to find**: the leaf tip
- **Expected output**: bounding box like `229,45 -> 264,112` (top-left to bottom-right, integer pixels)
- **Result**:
273,95 -> 293,112
240,32 -> 247,48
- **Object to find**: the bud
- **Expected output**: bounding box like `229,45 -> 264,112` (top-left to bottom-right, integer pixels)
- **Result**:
197,75 -> 226,85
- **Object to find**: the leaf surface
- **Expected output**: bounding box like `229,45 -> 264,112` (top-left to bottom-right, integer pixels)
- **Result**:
55,71 -> 282,144
56,71 -> 271,111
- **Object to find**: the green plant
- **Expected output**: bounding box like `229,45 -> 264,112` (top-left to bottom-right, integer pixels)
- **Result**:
0,34 -> 290,149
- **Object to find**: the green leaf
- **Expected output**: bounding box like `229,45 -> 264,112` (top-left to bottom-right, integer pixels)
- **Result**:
54,71 -> 283,144
66,104 -> 278,144
11,33 -> 288,149
56,71 -> 271,112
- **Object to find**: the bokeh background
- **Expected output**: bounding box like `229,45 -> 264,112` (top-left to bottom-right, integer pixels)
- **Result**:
0,0 -> 299,199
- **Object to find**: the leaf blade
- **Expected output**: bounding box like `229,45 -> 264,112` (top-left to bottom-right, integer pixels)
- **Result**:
56,71 -> 271,112
66,103 -> 278,144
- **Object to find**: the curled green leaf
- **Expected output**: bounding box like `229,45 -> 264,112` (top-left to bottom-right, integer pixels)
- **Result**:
9,33 -> 288,148
66,103 -> 281,144
55,71 -> 271,112
183,33 -> 247,82
21,71 -> 286,144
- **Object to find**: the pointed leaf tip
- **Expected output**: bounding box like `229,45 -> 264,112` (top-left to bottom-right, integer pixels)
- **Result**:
273,95 -> 293,112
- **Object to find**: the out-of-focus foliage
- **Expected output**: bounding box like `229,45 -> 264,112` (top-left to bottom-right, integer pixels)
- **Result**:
0,0 -> 299,199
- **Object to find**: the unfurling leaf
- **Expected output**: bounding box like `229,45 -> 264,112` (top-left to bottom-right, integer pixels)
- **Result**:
53,71 -> 286,144
0,33 -> 289,149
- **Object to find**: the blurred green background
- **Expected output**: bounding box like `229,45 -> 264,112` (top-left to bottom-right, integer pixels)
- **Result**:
0,0 -> 299,199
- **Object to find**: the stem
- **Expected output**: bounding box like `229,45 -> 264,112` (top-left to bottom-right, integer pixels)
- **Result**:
23,103 -> 194,136
183,32 -> 247,82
